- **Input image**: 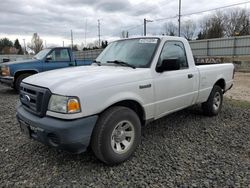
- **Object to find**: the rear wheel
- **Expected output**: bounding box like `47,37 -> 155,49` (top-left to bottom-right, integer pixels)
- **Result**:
202,85 -> 223,116
91,106 -> 141,165
14,73 -> 32,93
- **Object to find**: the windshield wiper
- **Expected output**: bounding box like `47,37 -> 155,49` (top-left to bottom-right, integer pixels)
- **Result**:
106,60 -> 136,69
93,60 -> 101,66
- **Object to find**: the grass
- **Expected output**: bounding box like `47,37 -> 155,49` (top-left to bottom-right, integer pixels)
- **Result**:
225,98 -> 250,109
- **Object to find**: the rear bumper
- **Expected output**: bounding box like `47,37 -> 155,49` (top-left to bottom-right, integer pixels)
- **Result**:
0,76 -> 14,87
16,103 -> 98,153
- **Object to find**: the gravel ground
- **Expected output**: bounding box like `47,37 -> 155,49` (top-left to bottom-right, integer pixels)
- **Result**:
225,72 -> 250,102
0,84 -> 249,187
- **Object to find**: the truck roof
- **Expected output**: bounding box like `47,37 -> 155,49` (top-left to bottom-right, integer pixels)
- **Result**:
45,47 -> 71,50
114,35 -> 186,42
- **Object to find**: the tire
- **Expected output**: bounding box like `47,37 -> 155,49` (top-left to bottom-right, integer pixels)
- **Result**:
91,106 -> 141,165
202,85 -> 223,116
14,73 -> 32,93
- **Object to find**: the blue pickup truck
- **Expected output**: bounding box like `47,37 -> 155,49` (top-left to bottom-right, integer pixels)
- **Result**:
0,47 -> 92,92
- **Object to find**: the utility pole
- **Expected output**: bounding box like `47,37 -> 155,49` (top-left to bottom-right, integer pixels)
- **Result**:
63,41 -> 64,47
44,40 -> 47,48
71,30 -> 73,49
98,19 -> 101,48
178,0 -> 181,37
85,18 -> 88,47
23,39 -> 26,55
144,19 -> 146,36
143,18 -> 153,36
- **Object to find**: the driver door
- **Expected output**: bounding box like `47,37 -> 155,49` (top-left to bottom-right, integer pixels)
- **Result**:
44,48 -> 71,71
154,41 -> 198,118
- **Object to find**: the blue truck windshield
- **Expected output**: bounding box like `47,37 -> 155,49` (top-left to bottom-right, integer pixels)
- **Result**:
33,49 -> 51,60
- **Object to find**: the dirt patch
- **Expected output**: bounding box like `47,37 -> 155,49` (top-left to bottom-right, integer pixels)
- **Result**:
225,72 -> 250,102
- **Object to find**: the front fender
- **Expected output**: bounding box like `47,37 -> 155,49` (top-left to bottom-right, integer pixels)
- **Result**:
14,69 -> 39,77
101,91 -> 145,110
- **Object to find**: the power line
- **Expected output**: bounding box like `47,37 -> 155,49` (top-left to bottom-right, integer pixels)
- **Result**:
182,1 -> 250,16
153,1 -> 250,23
112,23 -> 144,36
111,1 -> 250,37
154,15 -> 178,22
126,24 -> 144,31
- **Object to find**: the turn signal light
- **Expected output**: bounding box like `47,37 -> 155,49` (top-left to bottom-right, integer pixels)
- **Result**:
1,66 -> 10,76
67,98 -> 81,113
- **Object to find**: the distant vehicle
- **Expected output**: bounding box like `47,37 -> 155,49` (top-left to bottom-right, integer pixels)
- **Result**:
0,47 -> 92,92
2,58 -> 10,63
16,36 -> 234,165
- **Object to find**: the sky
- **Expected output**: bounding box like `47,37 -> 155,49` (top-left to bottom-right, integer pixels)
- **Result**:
0,0 -> 249,48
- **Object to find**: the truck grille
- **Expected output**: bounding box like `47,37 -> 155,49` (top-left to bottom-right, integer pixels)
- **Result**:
20,82 -> 51,117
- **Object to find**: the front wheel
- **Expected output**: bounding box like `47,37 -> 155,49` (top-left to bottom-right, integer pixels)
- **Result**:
202,85 -> 223,116
91,106 -> 141,165
14,73 -> 32,93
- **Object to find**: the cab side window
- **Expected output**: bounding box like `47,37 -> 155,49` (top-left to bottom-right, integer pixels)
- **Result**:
158,41 -> 188,69
50,49 -> 70,61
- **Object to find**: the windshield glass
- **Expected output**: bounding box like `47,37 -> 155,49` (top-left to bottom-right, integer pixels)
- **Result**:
96,38 -> 159,68
33,49 -> 51,60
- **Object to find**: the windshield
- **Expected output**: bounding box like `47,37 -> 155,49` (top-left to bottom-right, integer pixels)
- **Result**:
96,38 -> 159,68
33,49 -> 51,60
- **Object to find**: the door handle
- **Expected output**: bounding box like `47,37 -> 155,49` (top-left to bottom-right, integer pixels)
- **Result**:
188,74 -> 193,79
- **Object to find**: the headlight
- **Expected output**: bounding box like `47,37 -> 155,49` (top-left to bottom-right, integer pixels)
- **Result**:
1,66 -> 10,76
48,95 -> 81,114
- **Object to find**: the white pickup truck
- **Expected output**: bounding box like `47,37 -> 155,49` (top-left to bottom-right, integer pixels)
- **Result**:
16,36 -> 234,165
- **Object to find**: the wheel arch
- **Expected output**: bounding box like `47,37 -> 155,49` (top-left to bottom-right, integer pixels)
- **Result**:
101,99 -> 146,126
214,78 -> 226,91
14,70 -> 38,82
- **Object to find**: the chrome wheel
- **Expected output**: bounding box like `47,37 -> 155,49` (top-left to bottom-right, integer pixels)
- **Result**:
213,92 -> 221,111
111,120 -> 135,154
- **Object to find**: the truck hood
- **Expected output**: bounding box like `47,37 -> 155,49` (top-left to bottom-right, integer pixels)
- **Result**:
23,65 -> 152,95
2,59 -> 38,66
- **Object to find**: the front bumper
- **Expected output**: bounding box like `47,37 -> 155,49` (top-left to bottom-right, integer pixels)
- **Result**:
0,76 -> 14,87
16,103 -> 98,153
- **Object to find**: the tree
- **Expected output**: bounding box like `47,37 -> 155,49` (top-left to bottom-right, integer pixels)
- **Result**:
121,31 -> 129,38
0,38 -> 13,54
181,20 -> 196,40
14,39 -> 23,54
196,31 -> 206,40
223,9 -> 250,37
72,45 -> 78,51
207,14 -> 224,38
101,41 -> 108,48
86,40 -> 99,49
197,12 -> 224,39
163,21 -> 178,36
28,33 -> 43,54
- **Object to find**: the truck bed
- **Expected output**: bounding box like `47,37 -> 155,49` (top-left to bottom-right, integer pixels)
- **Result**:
195,62 -> 225,66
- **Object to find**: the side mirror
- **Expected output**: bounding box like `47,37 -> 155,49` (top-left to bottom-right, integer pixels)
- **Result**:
156,59 -> 180,73
45,55 -> 52,62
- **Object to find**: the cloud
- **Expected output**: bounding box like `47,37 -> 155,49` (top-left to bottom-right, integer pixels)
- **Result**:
0,0 -> 248,46
95,0 -> 132,12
